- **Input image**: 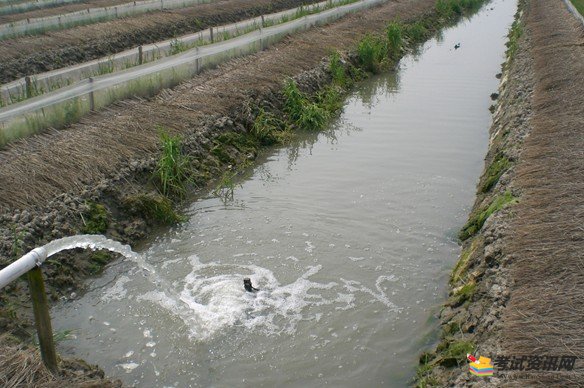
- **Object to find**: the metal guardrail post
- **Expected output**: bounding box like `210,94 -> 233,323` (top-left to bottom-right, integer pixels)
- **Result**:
28,266 -> 58,374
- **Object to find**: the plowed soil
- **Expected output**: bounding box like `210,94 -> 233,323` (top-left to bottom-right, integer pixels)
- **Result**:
0,0 -> 323,83
0,0 -> 131,24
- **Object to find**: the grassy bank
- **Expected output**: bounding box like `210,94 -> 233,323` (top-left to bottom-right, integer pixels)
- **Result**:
571,0 -> 584,15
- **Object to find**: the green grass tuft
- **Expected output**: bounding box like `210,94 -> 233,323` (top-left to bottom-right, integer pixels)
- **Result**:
435,0 -> 485,19
454,281 -> 476,306
82,202 -> 108,234
439,340 -> 475,366
481,154 -> 511,193
357,34 -> 387,73
459,191 -> 518,241
571,0 -> 584,15
283,80 -> 329,131
123,193 -> 184,224
154,130 -> 191,198
404,21 -> 428,42
505,17 -> 523,61
386,21 -> 404,57
251,108 -> 289,146
329,51 -> 348,86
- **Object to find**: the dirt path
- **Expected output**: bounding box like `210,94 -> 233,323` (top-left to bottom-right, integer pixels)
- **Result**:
498,0 -> 584,385
0,0 -> 323,83
0,0 -> 436,212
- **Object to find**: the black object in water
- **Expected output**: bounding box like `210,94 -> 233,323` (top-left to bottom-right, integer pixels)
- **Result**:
243,278 -> 259,292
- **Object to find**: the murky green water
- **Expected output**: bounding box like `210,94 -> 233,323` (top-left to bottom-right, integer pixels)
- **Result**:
53,1 -> 517,386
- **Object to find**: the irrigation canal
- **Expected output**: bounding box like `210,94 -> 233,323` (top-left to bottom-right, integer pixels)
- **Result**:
52,1 -> 517,385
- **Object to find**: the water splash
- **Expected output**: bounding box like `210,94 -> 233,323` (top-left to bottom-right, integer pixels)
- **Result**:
45,234 -> 137,259
131,255 -> 400,341
46,236 -> 400,342
43,234 -> 183,306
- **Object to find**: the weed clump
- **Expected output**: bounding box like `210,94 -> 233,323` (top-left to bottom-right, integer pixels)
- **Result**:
82,202 -> 108,234
505,17 -> 523,62
213,170 -> 240,203
329,51 -> 349,86
88,251 -> 112,274
453,281 -> 476,306
437,340 -> 475,367
435,0 -> 485,19
404,21 -> 428,42
169,38 -> 188,55
123,193 -> 183,224
283,80 -> 329,131
450,238 -> 480,284
357,34 -> 387,73
154,131 -> 191,198
386,21 -> 404,58
251,108 -> 291,145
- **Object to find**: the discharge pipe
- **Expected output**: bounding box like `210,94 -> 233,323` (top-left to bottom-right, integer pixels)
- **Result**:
0,246 -> 58,374
0,246 -> 47,290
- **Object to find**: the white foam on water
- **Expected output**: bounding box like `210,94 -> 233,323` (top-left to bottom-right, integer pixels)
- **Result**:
101,275 -> 131,302
134,258 -> 388,341
46,236 -> 400,345
340,275 -> 400,310
118,362 -> 139,372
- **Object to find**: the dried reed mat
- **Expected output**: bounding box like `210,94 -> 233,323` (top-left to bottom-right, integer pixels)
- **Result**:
0,334 -> 55,387
500,0 -> 584,386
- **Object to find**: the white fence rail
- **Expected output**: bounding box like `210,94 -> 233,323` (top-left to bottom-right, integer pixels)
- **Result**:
0,0 -> 387,146
0,0 -> 213,39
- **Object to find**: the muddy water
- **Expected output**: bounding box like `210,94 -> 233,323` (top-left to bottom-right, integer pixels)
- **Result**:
53,1 -> 517,386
